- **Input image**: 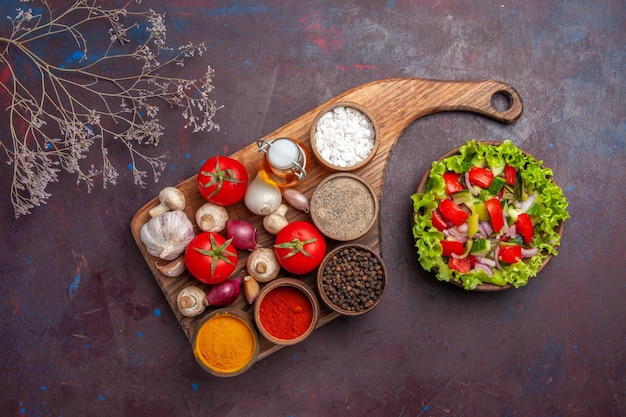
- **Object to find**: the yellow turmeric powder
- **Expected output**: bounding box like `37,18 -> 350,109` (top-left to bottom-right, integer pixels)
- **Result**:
193,312 -> 257,374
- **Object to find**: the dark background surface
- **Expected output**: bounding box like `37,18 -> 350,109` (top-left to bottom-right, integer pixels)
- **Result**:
1,1 -> 624,416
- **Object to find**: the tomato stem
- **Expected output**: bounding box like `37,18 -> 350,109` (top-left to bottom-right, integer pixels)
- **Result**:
274,237 -> 317,259
193,235 -> 237,276
199,156 -> 245,199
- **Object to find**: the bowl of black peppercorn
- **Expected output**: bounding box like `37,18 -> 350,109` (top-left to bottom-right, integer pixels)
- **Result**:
316,244 -> 387,316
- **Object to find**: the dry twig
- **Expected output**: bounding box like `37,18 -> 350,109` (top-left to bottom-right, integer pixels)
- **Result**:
0,0 -> 221,218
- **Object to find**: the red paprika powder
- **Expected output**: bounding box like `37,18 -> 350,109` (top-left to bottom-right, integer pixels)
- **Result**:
259,286 -> 313,340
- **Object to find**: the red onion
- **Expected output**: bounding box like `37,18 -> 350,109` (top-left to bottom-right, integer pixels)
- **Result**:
475,256 -> 496,267
226,219 -> 259,251
480,221 -> 493,237
205,274 -> 244,307
465,172 -> 479,196
493,246 -> 503,270
448,226 -> 468,238
474,262 -> 494,276
500,211 -> 509,235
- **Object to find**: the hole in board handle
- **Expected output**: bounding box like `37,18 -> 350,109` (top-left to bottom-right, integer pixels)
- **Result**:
490,90 -> 513,112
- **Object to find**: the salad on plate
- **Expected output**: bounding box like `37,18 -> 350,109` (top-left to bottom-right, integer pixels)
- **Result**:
411,140 -> 570,290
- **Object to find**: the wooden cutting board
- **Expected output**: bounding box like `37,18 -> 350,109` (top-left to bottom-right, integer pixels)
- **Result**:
130,78 -> 523,366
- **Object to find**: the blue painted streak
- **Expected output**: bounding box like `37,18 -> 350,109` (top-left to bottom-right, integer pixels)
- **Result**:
69,274 -> 80,298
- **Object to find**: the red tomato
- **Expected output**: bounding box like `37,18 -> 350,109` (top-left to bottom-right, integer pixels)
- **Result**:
468,166 -> 494,188
197,156 -> 248,206
440,240 -> 465,257
503,164 -> 517,186
431,209 -> 449,231
498,245 -> 522,263
185,232 -> 238,284
443,172 -> 466,194
438,199 -> 469,226
448,257 -> 473,273
515,213 -> 534,244
273,221 -> 326,275
485,198 -> 504,233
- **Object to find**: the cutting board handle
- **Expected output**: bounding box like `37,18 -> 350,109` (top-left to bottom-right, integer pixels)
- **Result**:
334,78 -> 523,134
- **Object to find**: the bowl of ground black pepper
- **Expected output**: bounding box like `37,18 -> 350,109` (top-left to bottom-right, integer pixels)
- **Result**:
310,101 -> 379,171
317,244 -> 387,316
309,173 -> 379,241
253,278 -> 320,346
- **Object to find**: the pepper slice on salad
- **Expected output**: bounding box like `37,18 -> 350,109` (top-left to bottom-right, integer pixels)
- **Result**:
411,140 -> 570,290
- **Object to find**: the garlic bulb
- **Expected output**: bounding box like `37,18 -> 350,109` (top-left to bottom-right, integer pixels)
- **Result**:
244,171 -> 283,216
140,210 -> 195,260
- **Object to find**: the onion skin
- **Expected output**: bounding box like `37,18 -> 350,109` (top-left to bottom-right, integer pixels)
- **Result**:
226,219 -> 259,251
204,275 -> 244,307
244,171 -> 283,215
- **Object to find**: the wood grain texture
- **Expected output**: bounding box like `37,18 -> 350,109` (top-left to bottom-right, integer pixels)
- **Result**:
130,78 -> 523,369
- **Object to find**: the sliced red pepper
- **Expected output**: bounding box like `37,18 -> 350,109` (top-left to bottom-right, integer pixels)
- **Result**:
438,199 -> 469,226
515,212 -> 534,244
498,245 -> 522,263
440,240 -> 465,257
485,198 -> 504,233
503,164 -> 516,186
443,172 -> 466,194
468,166 -> 494,188
448,256 -> 474,273
431,209 -> 449,231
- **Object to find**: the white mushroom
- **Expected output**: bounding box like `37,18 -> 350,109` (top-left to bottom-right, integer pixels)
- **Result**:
246,247 -> 280,283
149,187 -> 186,217
177,286 -> 207,317
263,204 -> 289,235
195,202 -> 228,232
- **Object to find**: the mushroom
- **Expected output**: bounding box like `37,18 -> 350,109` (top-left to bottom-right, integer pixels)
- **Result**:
149,187 -> 186,217
263,204 -> 289,235
246,247 -> 280,283
195,202 -> 228,232
177,286 -> 207,317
